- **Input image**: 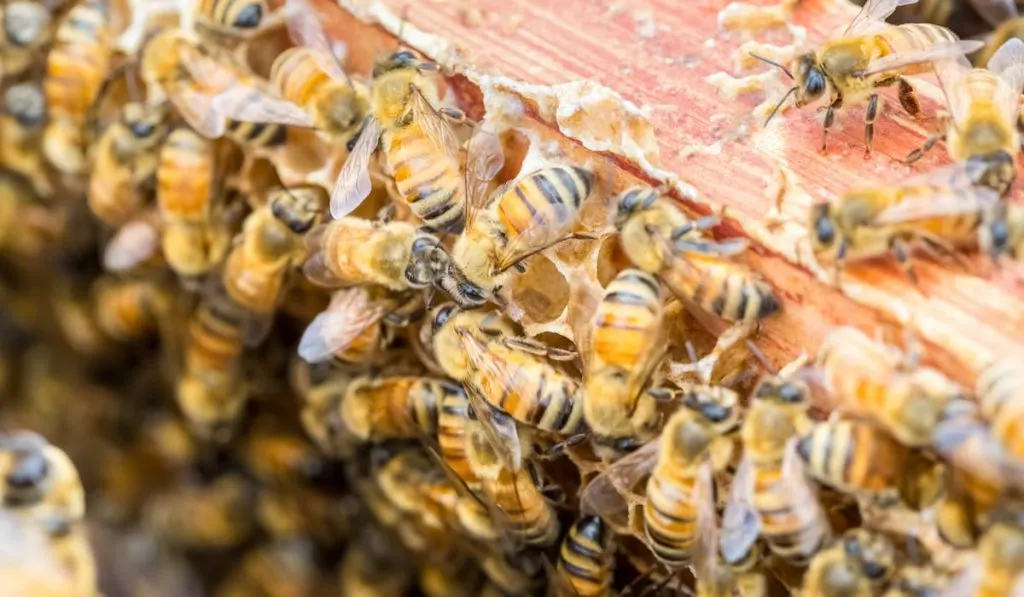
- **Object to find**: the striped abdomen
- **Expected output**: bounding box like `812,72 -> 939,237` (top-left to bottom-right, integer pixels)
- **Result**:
226,116 -> 287,148
158,129 -> 214,223
976,359 -> 1024,461
662,253 -> 780,325
753,466 -> 826,562
556,516 -> 614,597
592,268 -> 663,369
341,377 -> 440,441
95,281 -> 158,342
271,48 -> 332,109
796,420 -> 907,495
495,165 -> 594,256
223,244 -> 289,314
185,299 -> 245,374
196,0 -> 265,31
482,467 -> 559,546
383,121 -> 464,232
438,386 -> 479,489
44,1 -> 111,123
644,464 -> 700,566
317,219 -> 414,290
87,135 -> 139,226
877,24 -> 958,76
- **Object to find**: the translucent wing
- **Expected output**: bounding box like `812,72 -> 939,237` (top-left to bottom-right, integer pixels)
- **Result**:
580,439 -> 660,529
933,418 -> 1024,492
494,202 -> 579,272
103,219 -> 160,272
464,121 -> 505,225
934,55 -> 974,126
872,167 -> 999,225
297,287 -> 387,363
283,0 -> 348,80
719,455 -> 761,565
967,0 -> 1019,27
457,329 -> 524,471
987,38 -> 1024,122
675,238 -> 750,257
330,116 -> 380,218
410,86 -> 460,159
693,460 -> 721,586
566,269 -> 602,372
844,0 -> 917,36
859,40 -> 986,78
779,437 -> 831,548
170,87 -> 225,138
210,85 -> 314,128
179,44 -> 242,89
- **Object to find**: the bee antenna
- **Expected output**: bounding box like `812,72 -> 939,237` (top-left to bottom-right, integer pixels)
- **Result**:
764,87 -> 797,127
750,53 -> 793,79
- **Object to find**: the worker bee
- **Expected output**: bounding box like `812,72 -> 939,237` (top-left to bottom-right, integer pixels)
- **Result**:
0,83 -> 50,196
87,102 -> 170,227
814,326 -> 966,447
809,163 -> 1001,282
157,128 -> 234,280
1,2 -> 54,78
573,268 -> 667,456
906,38 -> 1024,196
215,539 -> 319,597
942,515 -> 1024,596
329,47 -> 480,233
974,357 -> 1024,462
720,354 -> 829,568
757,0 -> 981,154
428,164 -> 594,307
143,475 -> 256,550
802,529 -> 897,596
553,515 -> 616,597
297,285 -> 424,366
237,422 -> 324,486
0,431 -> 84,534
302,216 -> 437,291
43,0 -> 114,174
425,303 -> 584,472
338,376 -> 459,443
582,394 -> 738,579
222,185 -> 323,342
92,277 -> 171,343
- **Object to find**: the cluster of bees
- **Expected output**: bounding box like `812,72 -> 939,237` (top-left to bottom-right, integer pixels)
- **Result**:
0,0 -> 1023,594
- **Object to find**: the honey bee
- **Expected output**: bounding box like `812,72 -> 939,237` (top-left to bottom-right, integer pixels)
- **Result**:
906,38 -> 1024,196
574,268 -> 667,456
301,216 -> 437,291
222,185 -> 323,342
814,326 -> 966,447
942,515 -> 1024,596
756,0 -> 982,155
720,359 -> 829,568
191,0 -> 274,39
43,0 -> 114,174
157,128 -> 233,280
238,423 -> 324,486
92,277 -> 171,343
0,431 -> 84,534
428,164 -> 594,307
581,395 -> 738,579
553,515 -> 616,597
802,529 -> 897,596
329,47 -> 479,232
143,475 -> 256,550
425,303 -> 583,472
974,357 -> 1024,462
1,2 -> 54,78
337,525 -> 414,597
339,376 -> 462,443
256,485 -> 355,547
0,83 -> 50,196
87,102 -> 170,226
808,163 -> 1001,282
979,201 -> 1024,259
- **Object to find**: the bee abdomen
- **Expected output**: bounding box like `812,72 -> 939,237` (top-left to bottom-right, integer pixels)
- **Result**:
498,165 -> 594,235
386,124 -> 464,232
198,0 -> 264,30
226,118 -> 287,148
271,48 -> 330,108
558,516 -> 613,597
593,268 -> 662,368
692,264 -> 780,325
881,23 -> 958,56
158,129 -> 214,223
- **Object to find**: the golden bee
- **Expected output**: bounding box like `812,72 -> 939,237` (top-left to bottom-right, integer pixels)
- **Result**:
302,216 -> 437,291
0,83 -> 50,196
222,185 -> 323,341
809,163 -> 1002,281
0,431 -> 85,533
143,475 -> 256,550
814,326 -> 965,447
238,422 -> 324,486
575,267 -> 667,456
802,529 -> 896,596
87,102 -> 170,227
757,0 -> 981,154
92,277 -> 171,343
338,376 -> 460,443
428,164 -> 594,307
157,128 -> 234,280
43,0 -> 114,174
907,38 -> 1024,196
553,515 -> 616,597
1,1 -> 54,78
974,357 -> 1024,462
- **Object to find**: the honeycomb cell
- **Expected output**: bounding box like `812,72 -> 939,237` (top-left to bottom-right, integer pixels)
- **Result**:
509,254 -> 569,324
596,235 -> 632,287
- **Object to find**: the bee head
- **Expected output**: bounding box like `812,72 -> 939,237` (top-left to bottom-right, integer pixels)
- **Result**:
794,53 -> 827,105
122,102 -> 168,148
372,50 -> 424,78
427,303 -> 457,338
270,187 -> 322,234
231,1 -> 264,29
809,202 -> 839,254
404,234 -> 439,288
614,187 -> 658,230
426,247 -> 489,307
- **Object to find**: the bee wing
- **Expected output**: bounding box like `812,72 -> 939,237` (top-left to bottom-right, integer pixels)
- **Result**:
844,0 -> 917,36
967,0 -> 1019,27
694,460 -> 722,585
986,38 -> 1024,122
940,561 -> 982,597
410,86 -> 461,159
464,122 -> 505,226
103,219 -> 161,272
579,439 -> 660,529
859,40 -> 986,78
283,0 -> 348,80
933,418 -> 1024,492
170,87 -> 226,139
210,85 -> 314,128
719,454 -> 761,565
674,238 -> 750,257
330,116 -> 381,218
567,269 -> 601,370
297,287 -> 387,363
457,331 -> 524,471
494,202 -> 580,273
872,167 -> 1000,226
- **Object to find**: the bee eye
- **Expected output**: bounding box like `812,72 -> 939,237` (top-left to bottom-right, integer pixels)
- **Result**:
232,3 -> 263,28
394,50 -> 415,62
459,283 -> 485,304
805,70 -> 826,97
6,453 -> 47,489
778,383 -> 803,403
815,216 -> 836,245
433,306 -> 454,329
130,121 -> 156,138
991,221 -> 1010,249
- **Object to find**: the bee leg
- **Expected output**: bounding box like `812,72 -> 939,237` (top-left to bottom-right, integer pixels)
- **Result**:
863,93 -> 880,158
897,77 -> 923,119
546,433 -> 588,458
820,96 -> 842,154
905,133 -> 945,164
889,238 -> 918,284
918,234 -> 971,272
